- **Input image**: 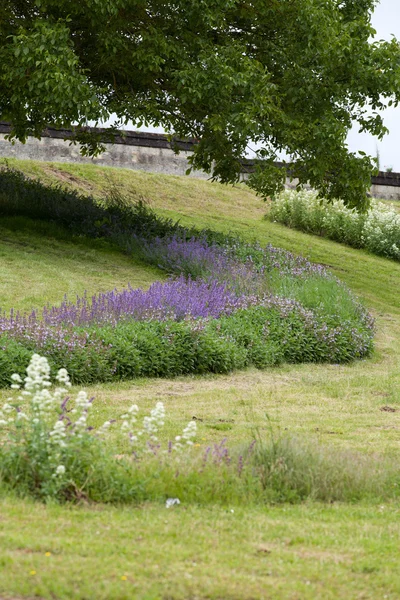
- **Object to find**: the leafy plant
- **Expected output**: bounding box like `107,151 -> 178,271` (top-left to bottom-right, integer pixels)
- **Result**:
0,354 -> 197,501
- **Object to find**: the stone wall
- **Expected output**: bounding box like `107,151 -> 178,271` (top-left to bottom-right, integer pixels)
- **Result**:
1,122 -> 399,200
0,123 -> 208,179
370,172 -> 400,201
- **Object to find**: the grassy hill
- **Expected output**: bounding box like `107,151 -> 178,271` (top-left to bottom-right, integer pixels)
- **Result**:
3,157 -> 399,314
0,159 -> 400,600
0,217 -> 164,313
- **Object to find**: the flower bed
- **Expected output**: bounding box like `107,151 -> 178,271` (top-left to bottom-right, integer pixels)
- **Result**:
0,169 -> 374,384
0,234 -> 374,385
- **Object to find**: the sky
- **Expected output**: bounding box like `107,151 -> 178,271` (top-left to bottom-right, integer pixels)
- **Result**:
346,0 -> 400,171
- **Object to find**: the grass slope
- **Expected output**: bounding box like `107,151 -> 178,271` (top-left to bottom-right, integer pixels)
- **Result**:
0,217 -> 164,313
3,158 -> 398,314
0,159 -> 400,599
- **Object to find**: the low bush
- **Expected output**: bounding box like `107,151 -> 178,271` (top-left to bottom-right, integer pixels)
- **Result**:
0,299 -> 373,386
268,189 -> 400,260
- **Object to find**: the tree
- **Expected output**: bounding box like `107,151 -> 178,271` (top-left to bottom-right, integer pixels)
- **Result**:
1,0 -> 399,209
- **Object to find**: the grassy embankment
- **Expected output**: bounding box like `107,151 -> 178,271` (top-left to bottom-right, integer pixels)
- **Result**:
0,158 -> 400,600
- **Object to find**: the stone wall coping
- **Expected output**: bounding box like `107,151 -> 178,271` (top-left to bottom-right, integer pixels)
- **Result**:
0,122 -> 196,152
1,122 -> 399,187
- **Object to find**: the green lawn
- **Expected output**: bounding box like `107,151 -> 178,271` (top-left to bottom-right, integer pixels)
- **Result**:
1,496 -> 400,600
0,159 -> 400,599
0,217 -> 164,313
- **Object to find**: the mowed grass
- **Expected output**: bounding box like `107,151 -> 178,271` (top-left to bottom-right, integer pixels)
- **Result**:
2,496 -> 400,600
0,159 -> 400,599
0,216 -> 164,312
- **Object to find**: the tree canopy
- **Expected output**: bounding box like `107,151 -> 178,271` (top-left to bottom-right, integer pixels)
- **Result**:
1,0 -> 399,208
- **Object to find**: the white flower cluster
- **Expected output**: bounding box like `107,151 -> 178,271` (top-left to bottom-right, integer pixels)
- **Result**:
1,354 -> 198,485
120,404 -> 139,431
142,401 -> 165,441
71,391 -> 92,437
0,354 -> 104,479
0,397 -> 16,427
363,203 -> 400,259
270,190 -> 400,260
0,354 -> 71,428
174,421 -> 197,450
119,400 -> 196,454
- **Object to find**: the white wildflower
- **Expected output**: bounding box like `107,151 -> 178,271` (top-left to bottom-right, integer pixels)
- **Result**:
174,420 -> 197,451
55,368 -> 71,387
182,421 -> 197,445
121,403 -> 140,435
72,390 -> 91,414
73,414 -> 88,437
98,420 -> 112,435
24,353 -> 52,393
49,419 -> 67,448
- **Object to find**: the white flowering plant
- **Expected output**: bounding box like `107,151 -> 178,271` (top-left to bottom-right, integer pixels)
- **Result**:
269,190 -> 400,261
0,354 -> 196,502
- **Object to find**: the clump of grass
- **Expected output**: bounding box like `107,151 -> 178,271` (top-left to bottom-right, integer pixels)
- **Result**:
153,430 -> 399,506
248,433 -> 395,503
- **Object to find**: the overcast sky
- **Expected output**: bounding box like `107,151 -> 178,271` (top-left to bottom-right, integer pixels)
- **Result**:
347,0 -> 400,170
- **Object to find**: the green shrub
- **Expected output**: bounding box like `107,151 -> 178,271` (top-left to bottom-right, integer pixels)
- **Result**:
0,299 -> 373,386
0,338 -> 33,387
